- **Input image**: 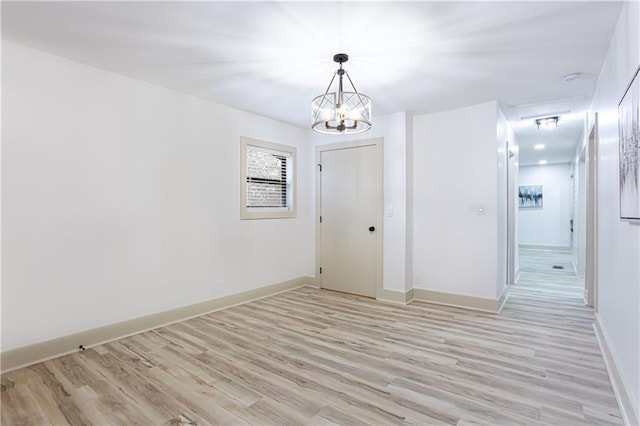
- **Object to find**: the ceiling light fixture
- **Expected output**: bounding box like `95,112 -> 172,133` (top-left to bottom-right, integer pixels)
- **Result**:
535,116 -> 559,129
539,160 -> 548,165
534,144 -> 545,150
311,53 -> 371,134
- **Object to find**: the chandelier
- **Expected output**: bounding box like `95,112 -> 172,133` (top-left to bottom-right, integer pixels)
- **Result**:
311,53 -> 372,134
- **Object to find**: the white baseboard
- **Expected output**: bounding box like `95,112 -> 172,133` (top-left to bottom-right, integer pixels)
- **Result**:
594,314 -> 639,426
412,288 -> 506,313
496,287 -> 510,313
377,288 -> 414,305
519,244 -> 572,252
514,267 -> 521,284
1,276 -> 314,374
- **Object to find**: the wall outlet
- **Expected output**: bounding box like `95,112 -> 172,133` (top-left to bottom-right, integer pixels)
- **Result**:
414,274 -> 422,284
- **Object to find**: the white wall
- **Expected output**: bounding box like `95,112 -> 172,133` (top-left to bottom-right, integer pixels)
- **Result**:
404,113 -> 414,292
413,101 -> 500,300
572,133 -> 588,276
570,139 -> 580,272
511,136 -> 520,280
589,1 -> 640,416
1,41 -> 315,351
309,112 -> 410,293
570,126 -> 586,251
518,164 -> 572,248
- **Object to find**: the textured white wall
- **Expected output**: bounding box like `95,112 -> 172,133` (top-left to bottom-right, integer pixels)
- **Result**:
413,101 -> 499,300
518,164 -> 573,248
1,41 -> 315,351
589,1 -> 640,415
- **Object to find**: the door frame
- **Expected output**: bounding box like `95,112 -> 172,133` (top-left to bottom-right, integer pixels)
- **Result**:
577,147 -> 587,278
506,140 -> 518,285
585,113 -> 599,310
315,137 -> 384,298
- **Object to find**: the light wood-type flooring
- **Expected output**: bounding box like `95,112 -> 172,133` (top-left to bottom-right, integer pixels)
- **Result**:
1,248 -> 623,425
517,246 -> 585,300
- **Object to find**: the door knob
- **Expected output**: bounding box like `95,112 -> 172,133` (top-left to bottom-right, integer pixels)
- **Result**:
369,226 -> 375,232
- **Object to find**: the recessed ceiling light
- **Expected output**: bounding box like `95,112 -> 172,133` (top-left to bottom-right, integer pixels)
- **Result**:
534,144 -> 545,150
539,160 -> 548,165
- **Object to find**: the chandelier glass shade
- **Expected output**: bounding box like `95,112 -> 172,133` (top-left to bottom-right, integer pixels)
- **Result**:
311,54 -> 372,134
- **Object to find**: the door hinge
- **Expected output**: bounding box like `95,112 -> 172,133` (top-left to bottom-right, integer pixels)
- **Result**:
320,216 -> 322,223
320,267 -> 322,274
318,163 -> 323,172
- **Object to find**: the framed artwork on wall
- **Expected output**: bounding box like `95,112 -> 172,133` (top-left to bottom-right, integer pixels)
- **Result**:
519,185 -> 543,209
619,64 -> 640,220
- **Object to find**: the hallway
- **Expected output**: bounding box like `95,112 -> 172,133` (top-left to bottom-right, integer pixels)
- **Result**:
515,246 -> 584,301
501,246 -> 621,423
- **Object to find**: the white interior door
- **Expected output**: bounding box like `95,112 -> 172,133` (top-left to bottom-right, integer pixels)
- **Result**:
319,142 -> 381,298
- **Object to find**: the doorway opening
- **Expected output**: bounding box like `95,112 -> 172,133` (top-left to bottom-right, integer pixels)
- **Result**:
510,113 -> 598,309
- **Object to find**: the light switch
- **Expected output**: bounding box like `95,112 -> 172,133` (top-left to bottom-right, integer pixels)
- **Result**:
386,206 -> 394,217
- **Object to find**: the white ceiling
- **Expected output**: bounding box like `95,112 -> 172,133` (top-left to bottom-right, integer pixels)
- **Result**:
2,1 -> 622,165
511,112 -> 586,167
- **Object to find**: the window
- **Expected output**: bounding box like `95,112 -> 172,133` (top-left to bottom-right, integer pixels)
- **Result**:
241,137 -> 296,219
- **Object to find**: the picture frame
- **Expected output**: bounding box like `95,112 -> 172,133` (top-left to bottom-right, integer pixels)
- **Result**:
519,184 -> 543,209
619,64 -> 640,220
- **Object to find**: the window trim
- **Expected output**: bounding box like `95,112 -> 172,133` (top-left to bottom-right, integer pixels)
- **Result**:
241,137 -> 297,220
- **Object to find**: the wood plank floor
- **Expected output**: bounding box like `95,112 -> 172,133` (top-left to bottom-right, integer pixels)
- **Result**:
517,246 -> 585,300
1,248 -> 622,425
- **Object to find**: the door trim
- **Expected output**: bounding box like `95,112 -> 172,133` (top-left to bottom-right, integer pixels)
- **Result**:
316,137 -> 384,298
577,146 -> 587,278
506,140 -> 517,285
585,113 -> 599,310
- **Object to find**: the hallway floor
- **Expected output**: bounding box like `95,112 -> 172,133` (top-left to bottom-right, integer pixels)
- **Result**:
516,246 -> 585,301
